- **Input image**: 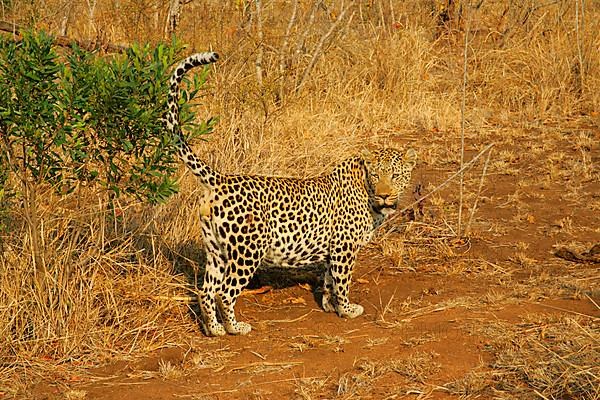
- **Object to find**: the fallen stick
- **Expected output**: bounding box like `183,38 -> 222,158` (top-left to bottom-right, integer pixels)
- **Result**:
147,285 -> 274,303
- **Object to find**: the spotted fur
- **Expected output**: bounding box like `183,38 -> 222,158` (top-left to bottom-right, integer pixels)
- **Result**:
167,53 -> 417,336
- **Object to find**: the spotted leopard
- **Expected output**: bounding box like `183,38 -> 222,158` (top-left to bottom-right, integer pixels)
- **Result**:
166,52 -> 417,336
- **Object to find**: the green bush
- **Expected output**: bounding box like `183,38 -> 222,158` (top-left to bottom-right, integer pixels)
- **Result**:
0,30 -> 215,205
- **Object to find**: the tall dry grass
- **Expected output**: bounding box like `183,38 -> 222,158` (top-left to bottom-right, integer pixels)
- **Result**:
1,0 -> 599,393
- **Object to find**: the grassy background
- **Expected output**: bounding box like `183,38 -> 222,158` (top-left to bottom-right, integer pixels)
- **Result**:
1,0 -> 599,396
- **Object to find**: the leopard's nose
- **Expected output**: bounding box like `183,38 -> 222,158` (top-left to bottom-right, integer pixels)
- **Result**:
375,177 -> 392,197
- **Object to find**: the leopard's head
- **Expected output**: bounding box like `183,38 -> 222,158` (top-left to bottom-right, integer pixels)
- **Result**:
362,148 -> 417,215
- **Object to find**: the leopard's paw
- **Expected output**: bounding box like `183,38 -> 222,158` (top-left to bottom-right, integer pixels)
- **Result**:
337,303 -> 364,319
205,321 -> 227,337
225,321 -> 252,335
322,293 -> 335,313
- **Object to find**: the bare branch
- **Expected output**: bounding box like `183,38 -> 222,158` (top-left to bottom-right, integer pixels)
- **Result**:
165,0 -> 182,36
463,147 -> 493,237
293,0 -> 322,60
295,3 -> 353,94
278,0 -> 299,101
0,20 -> 128,53
254,0 -> 264,87
458,1 -> 471,237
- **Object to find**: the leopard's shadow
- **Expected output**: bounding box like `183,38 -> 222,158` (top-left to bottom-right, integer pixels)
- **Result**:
160,239 -> 326,321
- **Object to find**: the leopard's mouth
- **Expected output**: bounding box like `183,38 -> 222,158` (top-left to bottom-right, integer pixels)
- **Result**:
373,197 -> 398,213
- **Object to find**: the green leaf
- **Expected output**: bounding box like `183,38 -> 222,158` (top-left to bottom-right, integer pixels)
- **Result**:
1,32 -> 204,205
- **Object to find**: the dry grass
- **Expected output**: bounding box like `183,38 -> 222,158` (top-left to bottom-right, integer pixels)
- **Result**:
293,376 -> 330,400
289,334 -> 349,353
186,347 -> 239,370
335,352 -> 441,398
1,0 -> 600,396
455,315 -> 600,399
0,189 -> 197,366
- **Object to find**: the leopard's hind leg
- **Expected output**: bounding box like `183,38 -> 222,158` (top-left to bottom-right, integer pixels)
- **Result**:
217,260 -> 260,335
198,204 -> 227,336
217,214 -> 269,335
321,266 -> 336,313
199,253 -> 226,336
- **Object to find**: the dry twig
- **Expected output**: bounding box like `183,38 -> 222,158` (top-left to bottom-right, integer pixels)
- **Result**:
379,143 -> 495,234
458,1 -> 472,237
464,146 -> 493,236
295,3 -> 353,93
0,20 -> 127,53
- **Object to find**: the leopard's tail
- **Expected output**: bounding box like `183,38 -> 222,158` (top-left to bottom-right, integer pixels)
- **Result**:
166,52 -> 220,185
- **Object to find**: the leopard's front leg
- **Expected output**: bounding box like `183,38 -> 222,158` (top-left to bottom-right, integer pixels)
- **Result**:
327,250 -> 363,319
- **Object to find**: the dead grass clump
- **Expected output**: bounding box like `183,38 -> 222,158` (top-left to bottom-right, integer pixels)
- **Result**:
444,366 -> 494,398
157,359 -> 184,380
186,347 -> 238,371
289,334 -> 349,353
509,265 -> 600,301
468,316 -> 600,400
377,221 -> 461,273
64,389 -> 88,400
293,376 -> 329,400
509,252 -> 537,269
387,351 -> 441,383
0,191 -> 199,394
337,352 -> 440,398
374,293 -> 475,330
337,358 -> 389,397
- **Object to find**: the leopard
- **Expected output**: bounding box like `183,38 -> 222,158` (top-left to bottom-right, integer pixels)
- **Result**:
166,52 -> 417,336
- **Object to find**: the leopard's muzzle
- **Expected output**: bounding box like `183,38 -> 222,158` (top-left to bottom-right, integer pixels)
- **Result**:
373,194 -> 398,214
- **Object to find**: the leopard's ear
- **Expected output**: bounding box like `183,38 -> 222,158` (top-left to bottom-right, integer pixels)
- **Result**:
403,148 -> 417,170
361,148 -> 373,164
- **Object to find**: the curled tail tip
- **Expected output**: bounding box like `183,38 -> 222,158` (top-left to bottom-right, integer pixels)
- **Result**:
208,51 -> 219,61
170,51 -> 219,86
190,51 -> 219,65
